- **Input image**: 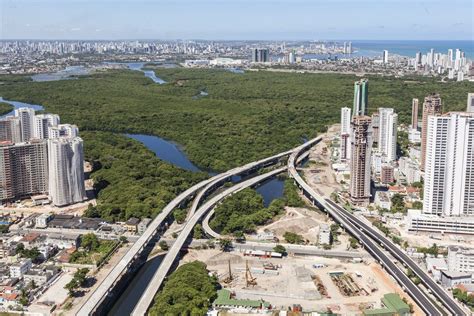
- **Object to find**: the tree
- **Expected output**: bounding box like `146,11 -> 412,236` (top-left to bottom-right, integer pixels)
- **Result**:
148,261 -> 218,315
171,232 -> 178,238
283,232 -> 304,244
159,240 -> 169,251
349,237 -> 359,249
19,289 -> 29,306
15,243 -> 25,255
193,224 -> 204,239
391,193 -> 406,213
330,224 -> 339,242
81,233 -> 99,251
273,244 -> 287,255
173,209 -> 187,224
412,201 -> 423,210
65,279 -> 78,297
218,239 -> 232,252
119,236 -> 128,243
0,225 -> 9,233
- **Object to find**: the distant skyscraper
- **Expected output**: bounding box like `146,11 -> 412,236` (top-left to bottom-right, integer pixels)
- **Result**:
349,116 -> 372,205
48,137 -> 86,206
0,140 -> 48,202
411,98 -> 419,130
468,93 -> 474,113
383,50 -> 388,63
252,48 -> 269,63
14,107 -> 35,142
343,42 -> 347,54
348,42 -> 352,54
415,52 -> 422,68
378,108 -> 398,162
340,107 -> 351,162
423,112 -> 474,216
421,93 -> 442,171
353,79 -> 368,117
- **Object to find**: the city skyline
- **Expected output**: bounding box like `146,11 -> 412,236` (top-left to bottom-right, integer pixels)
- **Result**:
1,0 -> 472,40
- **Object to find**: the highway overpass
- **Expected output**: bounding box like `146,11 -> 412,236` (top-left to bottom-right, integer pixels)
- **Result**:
287,136 -> 466,316
76,150 -> 291,316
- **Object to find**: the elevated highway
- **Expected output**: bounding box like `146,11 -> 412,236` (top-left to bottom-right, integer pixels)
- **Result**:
287,137 -> 466,316
77,150 -> 291,316
131,166 -> 287,315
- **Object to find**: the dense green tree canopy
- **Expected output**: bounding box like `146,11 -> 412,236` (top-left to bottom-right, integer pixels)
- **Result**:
209,188 -> 285,234
82,131 -> 207,221
1,69 -> 471,171
149,261 -> 218,316
0,102 -> 13,115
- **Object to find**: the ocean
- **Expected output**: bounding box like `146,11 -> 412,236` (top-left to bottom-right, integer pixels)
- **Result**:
351,40 -> 474,59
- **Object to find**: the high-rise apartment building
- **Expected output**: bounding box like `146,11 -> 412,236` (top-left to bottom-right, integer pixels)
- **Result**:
340,107 -> 351,161
252,48 -> 269,63
48,137 -> 86,206
0,140 -> 48,202
349,116 -> 372,205
467,93 -> 474,113
33,114 -> 60,139
378,108 -> 398,162
371,112 -> 379,146
48,124 -> 79,139
411,98 -> 419,130
14,107 -> 35,142
420,93 -> 442,171
423,112 -> 474,216
353,79 -> 368,117
383,50 -> 388,64
0,117 -> 22,143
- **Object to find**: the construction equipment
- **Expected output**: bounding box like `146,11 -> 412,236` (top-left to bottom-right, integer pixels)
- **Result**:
245,260 -> 257,287
263,262 -> 277,270
223,260 -> 233,284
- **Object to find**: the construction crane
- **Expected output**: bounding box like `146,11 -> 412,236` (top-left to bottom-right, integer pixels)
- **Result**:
223,260 -> 233,284
245,260 -> 257,287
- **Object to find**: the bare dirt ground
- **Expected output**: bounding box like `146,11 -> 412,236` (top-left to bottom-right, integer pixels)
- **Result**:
183,248 -> 418,315
59,243 -> 132,316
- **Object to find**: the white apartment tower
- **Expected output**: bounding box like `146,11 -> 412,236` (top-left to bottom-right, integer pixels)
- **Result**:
423,112 -> 474,216
48,137 -> 86,206
467,93 -> 474,113
378,108 -> 398,162
340,107 -> 351,161
14,107 -> 35,142
33,114 -> 60,139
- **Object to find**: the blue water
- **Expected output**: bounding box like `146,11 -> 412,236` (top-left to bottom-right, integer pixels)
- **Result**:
108,62 -> 166,84
256,177 -> 285,207
125,134 -> 201,172
0,97 -> 45,117
31,66 -> 90,82
352,40 -> 474,59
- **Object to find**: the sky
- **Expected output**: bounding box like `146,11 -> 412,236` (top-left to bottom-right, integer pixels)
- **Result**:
0,0 -> 473,40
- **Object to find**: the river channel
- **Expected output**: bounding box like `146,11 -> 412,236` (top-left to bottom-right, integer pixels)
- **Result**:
0,65 -> 285,312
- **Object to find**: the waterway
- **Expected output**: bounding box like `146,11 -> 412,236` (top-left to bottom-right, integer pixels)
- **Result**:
31,65 -> 91,82
0,97 -> 45,117
1,73 -> 286,312
126,134 -> 201,173
107,254 -> 165,316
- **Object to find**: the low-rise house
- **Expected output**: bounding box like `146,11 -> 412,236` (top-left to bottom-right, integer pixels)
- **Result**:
45,234 -> 79,249
441,270 -> 472,288
124,217 -> 140,233
35,213 -> 52,228
137,218 -> 152,235
0,293 -> 19,309
426,257 -> 448,281
23,266 -> 59,286
20,232 -> 44,249
374,191 -> 392,210
9,259 -> 32,278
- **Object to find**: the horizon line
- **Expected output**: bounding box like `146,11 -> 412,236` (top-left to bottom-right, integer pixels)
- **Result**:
1,38 -> 473,42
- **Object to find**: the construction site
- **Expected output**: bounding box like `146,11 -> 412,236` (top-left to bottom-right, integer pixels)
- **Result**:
182,248 -> 420,315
